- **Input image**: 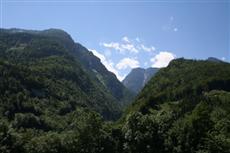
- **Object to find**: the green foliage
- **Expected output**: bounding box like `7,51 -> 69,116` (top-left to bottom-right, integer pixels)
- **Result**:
0,28 -> 124,153
0,28 -> 122,121
122,112 -> 164,153
120,59 -> 230,153
23,108 -> 117,153
1,29 -> 230,153
74,43 -> 135,106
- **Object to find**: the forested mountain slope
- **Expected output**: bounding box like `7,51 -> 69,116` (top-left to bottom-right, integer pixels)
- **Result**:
121,58 -> 230,153
73,43 -> 134,106
0,28 -> 132,121
127,58 -> 230,114
0,28 -> 229,153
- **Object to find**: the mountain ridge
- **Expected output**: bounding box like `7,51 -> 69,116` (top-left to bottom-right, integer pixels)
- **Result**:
0,28 -> 134,120
122,67 -> 159,94
1,28 -> 229,153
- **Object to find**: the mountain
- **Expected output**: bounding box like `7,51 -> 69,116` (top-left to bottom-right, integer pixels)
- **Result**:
1,39 -> 230,153
206,57 -> 223,63
121,58 -> 230,153
1,28 -> 230,153
122,67 -> 159,94
73,43 -> 135,106
0,28 -> 133,121
3,28 -> 135,102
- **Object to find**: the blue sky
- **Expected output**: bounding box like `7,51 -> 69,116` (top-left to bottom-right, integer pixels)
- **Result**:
1,0 -> 229,80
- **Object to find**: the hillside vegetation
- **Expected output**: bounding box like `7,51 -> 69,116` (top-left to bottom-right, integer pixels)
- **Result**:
0,29 -> 134,120
0,29 -> 229,153
121,58 -> 230,153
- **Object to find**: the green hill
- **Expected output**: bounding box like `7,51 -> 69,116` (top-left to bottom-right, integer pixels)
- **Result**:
0,28 -> 133,121
73,42 -> 135,106
120,58 -> 230,153
0,28 -> 229,153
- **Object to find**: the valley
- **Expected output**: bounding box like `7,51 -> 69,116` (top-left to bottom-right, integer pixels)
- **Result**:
0,29 -> 230,153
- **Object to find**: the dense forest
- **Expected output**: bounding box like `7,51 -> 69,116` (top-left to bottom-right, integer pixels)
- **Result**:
0,29 -> 230,153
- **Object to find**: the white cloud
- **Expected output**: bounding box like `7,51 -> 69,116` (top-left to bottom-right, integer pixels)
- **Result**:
122,36 -> 130,43
221,57 -> 226,61
101,37 -> 157,54
116,58 -> 140,70
140,44 -> 156,52
151,46 -> 156,51
173,28 -> 178,32
101,42 -> 122,51
150,51 -> 176,68
121,44 -> 139,53
101,40 -> 139,54
90,49 -> 124,81
135,37 -> 140,42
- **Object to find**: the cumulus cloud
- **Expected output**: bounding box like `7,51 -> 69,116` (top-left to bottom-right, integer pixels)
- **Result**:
135,37 -> 140,42
101,42 -> 122,51
90,49 -> 125,81
151,51 -> 176,68
221,57 -> 226,61
101,40 -> 138,54
116,58 -> 140,70
121,44 -> 139,53
101,36 -> 157,54
122,36 -> 130,43
140,44 -> 156,52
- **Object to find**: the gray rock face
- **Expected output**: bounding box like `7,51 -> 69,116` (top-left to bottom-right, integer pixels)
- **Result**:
122,67 -> 159,94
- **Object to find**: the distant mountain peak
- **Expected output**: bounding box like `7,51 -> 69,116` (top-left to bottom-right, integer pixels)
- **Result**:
206,57 -> 223,63
122,67 -> 159,94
